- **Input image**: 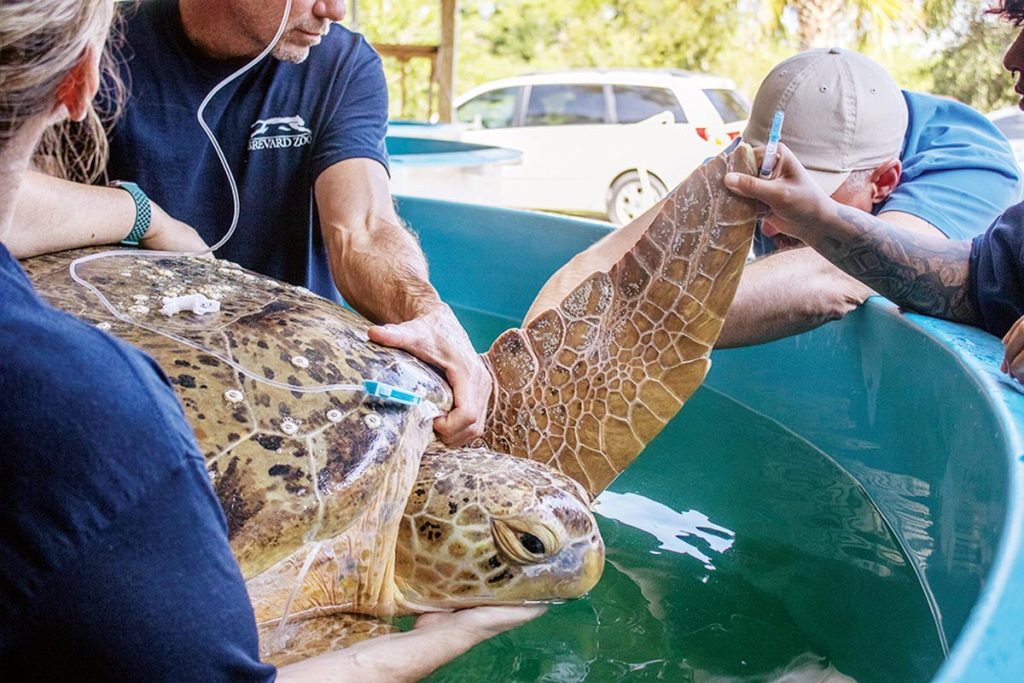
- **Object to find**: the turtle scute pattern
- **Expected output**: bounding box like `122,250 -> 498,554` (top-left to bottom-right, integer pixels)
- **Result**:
23,248 -> 605,659
23,252 -> 452,579
482,143 -> 759,495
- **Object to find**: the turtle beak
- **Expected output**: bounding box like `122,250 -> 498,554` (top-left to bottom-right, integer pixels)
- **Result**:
561,531 -> 605,598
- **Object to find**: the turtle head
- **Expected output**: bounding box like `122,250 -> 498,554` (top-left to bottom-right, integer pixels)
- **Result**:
394,448 -> 605,611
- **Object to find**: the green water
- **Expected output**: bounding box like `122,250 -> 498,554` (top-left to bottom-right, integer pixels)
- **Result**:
421,307 -> 945,683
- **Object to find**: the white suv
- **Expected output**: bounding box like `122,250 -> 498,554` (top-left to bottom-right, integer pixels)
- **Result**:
454,69 -> 749,223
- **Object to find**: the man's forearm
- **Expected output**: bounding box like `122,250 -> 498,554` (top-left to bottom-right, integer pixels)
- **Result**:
804,205 -> 979,325
718,246 -> 874,347
328,213 -> 443,324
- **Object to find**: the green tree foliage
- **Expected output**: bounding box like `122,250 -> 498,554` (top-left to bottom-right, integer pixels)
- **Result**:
353,0 -> 1021,119
929,11 -> 1019,112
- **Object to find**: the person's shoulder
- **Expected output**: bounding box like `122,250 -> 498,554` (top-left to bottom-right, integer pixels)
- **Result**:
982,201 -> 1024,245
0,297 -> 197,472
902,90 -> 992,125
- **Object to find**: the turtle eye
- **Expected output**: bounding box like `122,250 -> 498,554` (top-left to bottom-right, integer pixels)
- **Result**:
491,518 -> 560,564
519,532 -> 545,555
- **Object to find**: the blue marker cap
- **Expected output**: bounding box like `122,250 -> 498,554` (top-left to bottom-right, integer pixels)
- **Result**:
768,110 -> 784,145
363,379 -> 424,406
759,110 -> 785,178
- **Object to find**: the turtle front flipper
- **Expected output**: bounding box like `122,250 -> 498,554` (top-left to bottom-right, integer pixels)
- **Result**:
258,613 -> 397,668
482,144 -> 758,497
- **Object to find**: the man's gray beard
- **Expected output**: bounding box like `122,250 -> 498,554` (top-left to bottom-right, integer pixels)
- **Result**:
273,43 -> 310,64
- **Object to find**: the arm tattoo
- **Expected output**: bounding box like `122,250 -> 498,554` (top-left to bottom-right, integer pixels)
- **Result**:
820,207 -> 979,325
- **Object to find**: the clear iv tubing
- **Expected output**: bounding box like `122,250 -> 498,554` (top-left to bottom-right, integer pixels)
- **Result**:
64,0 -> 413,402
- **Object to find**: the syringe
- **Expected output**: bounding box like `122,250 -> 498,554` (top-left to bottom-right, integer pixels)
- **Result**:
759,110 -> 785,178
755,110 -> 785,235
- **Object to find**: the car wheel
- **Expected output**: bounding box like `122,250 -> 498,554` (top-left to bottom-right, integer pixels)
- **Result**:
606,171 -> 668,225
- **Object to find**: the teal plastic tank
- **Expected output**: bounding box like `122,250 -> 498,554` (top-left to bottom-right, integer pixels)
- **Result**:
395,196 -> 1024,682
385,136 -> 521,206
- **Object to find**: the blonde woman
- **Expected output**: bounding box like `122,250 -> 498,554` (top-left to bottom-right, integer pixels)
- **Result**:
0,3 -> 538,680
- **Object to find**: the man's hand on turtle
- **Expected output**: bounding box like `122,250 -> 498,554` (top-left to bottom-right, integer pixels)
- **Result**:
1001,314 -> 1024,382
140,203 -> 211,255
368,303 -> 492,446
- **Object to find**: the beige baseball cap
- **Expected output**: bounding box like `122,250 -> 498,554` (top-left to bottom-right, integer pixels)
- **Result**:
743,47 -> 909,196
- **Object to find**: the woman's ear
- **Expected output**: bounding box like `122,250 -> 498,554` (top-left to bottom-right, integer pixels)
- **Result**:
53,44 -> 101,122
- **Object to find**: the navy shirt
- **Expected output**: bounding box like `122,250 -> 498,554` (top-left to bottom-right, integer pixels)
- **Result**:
107,0 -> 389,303
970,202 -> 1024,337
755,91 -> 1021,255
0,245 -> 274,681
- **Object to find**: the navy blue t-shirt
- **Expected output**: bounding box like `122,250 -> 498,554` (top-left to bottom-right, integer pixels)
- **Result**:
970,202 -> 1024,337
107,0 -> 389,303
0,245 -> 274,681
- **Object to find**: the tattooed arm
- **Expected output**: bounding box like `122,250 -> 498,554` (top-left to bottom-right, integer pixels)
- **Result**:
809,206 -> 978,325
724,143 -> 980,327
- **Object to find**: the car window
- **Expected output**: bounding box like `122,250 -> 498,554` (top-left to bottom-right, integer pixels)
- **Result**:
612,85 -> 686,124
456,87 -> 519,129
703,89 -> 750,124
525,84 -> 608,126
993,113 -> 1024,140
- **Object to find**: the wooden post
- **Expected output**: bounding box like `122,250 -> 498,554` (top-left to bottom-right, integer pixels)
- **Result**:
437,0 -> 457,123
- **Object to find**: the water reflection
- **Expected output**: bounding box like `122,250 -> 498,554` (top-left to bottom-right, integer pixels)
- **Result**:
595,491 -> 735,571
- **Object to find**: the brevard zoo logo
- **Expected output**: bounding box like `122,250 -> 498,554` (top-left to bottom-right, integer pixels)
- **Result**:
248,115 -> 312,151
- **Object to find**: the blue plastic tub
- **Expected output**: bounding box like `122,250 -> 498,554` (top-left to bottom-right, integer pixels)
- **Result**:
395,195 -> 1024,682
385,136 -> 521,206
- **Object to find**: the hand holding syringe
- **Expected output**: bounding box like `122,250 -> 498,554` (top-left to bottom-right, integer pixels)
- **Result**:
725,111 -> 849,247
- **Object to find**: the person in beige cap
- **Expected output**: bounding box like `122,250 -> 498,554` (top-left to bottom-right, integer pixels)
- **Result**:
717,46 -> 1020,346
724,0 -> 1024,381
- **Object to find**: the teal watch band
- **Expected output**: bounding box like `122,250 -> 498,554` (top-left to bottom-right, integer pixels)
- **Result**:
112,181 -> 152,246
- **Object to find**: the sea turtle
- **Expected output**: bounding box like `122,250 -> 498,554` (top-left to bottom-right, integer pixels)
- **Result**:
21,143 -> 757,664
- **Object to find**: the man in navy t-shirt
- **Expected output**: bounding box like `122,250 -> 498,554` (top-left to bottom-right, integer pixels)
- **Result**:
8,0 -> 490,448
104,0 -> 491,448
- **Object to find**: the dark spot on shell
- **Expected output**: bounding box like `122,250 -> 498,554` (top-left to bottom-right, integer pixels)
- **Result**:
174,359 -> 190,367
227,433 -> 240,442
198,355 -> 219,367
263,367 -> 275,380
257,340 -> 269,349
176,374 -> 196,388
255,434 -> 283,451
418,520 -> 444,543
487,555 -> 501,569
448,501 -> 459,515
214,457 -> 264,539
264,301 -> 291,314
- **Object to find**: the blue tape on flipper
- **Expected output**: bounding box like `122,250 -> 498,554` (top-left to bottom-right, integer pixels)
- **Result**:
363,379 -> 424,406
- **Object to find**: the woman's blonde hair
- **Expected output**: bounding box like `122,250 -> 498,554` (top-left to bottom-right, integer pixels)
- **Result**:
0,0 -> 119,182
